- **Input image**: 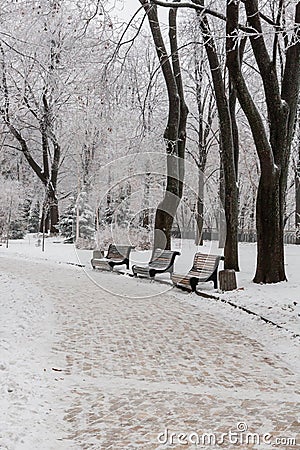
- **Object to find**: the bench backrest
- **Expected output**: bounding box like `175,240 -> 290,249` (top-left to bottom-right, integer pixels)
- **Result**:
191,253 -> 222,275
107,244 -> 133,260
149,249 -> 180,269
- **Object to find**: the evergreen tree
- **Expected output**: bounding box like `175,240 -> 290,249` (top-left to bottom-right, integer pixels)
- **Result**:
58,198 -> 76,238
28,201 -> 41,234
77,192 -> 95,242
9,218 -> 26,239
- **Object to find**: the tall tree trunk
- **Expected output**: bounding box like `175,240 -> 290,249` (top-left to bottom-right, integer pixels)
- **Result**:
226,0 -> 300,283
229,38 -> 246,178
49,190 -> 59,234
195,171 -> 204,245
296,139 -> 300,244
39,185 -> 59,234
229,80 -> 239,178
218,161 -> 226,248
254,169 -> 285,282
139,1 -> 187,251
193,48 -> 215,246
141,172 -> 151,229
195,4 -> 239,270
169,7 -> 188,199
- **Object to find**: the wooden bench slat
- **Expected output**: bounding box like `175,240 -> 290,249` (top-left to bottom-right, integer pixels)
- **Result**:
132,249 -> 180,279
91,244 -> 134,271
172,252 -> 223,291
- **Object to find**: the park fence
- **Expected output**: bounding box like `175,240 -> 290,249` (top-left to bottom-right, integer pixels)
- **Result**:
173,228 -> 298,244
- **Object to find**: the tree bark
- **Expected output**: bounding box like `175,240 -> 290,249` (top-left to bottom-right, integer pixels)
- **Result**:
195,171 -> 204,245
296,136 -> 300,244
255,170 -> 286,282
218,161 -> 226,249
141,172 -> 151,229
169,7 -> 188,198
39,185 -> 59,234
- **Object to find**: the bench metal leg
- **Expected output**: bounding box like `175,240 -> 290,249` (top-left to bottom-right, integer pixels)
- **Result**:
212,270 -> 218,289
190,278 -> 198,292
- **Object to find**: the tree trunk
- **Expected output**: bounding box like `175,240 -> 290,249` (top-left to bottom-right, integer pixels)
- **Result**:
296,141 -> 300,244
39,209 -> 49,235
142,172 -> 150,229
39,186 -> 59,234
154,6 -> 188,250
195,171 -> 204,245
254,169 -> 286,282
155,190 -> 180,249
6,197 -> 12,249
226,0 -> 300,283
49,191 -> 59,234
195,4 -> 239,270
153,140 -> 181,250
170,6 -> 188,199
218,163 -> 226,248
76,203 -> 80,242
140,1 -> 187,251
229,79 -> 239,178
193,51 -> 214,246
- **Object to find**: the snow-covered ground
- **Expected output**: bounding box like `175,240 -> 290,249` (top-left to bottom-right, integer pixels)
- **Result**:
0,271 -> 73,450
1,235 -> 299,335
0,236 -> 299,449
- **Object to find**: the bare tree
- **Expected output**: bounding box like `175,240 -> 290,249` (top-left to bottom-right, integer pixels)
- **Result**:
185,42 -> 217,245
0,0 -> 112,233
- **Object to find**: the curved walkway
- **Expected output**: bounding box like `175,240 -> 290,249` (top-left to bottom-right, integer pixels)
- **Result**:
0,255 -> 299,449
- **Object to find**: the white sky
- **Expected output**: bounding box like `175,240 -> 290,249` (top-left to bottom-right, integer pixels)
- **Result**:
110,0 -> 169,25
113,1 -> 141,19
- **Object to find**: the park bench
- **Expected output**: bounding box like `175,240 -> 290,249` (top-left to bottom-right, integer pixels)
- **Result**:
91,244 -> 134,271
132,248 -> 180,279
171,252 -> 223,291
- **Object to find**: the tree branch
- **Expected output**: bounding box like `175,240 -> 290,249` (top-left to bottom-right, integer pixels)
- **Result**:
151,0 -> 279,31
226,0 -> 274,170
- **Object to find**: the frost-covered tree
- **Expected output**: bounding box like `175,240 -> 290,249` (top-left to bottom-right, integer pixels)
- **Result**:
76,191 -> 95,247
58,197 -> 76,238
27,200 -> 41,234
141,0 -> 300,283
0,177 -> 25,244
0,0 -> 113,233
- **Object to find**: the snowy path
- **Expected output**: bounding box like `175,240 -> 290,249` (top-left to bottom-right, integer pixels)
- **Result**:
0,255 -> 299,449
0,261 -> 75,449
